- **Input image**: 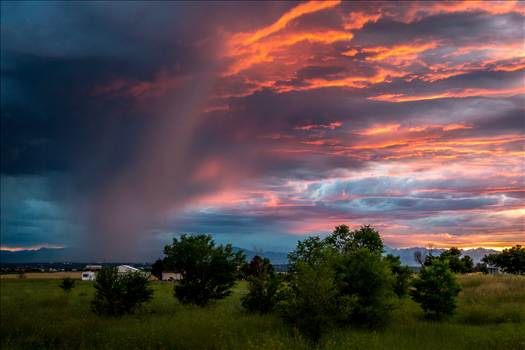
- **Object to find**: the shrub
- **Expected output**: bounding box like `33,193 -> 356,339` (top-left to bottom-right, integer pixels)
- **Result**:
241,255 -> 281,314
280,225 -> 396,342
242,273 -> 282,314
278,261 -> 345,343
242,255 -> 273,279
91,267 -> 153,316
336,248 -> 396,326
59,277 -> 75,292
164,234 -> 245,306
385,254 -> 412,297
410,259 -> 462,319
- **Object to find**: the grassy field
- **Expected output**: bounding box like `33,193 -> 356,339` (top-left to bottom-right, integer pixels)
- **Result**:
1,274 -> 524,350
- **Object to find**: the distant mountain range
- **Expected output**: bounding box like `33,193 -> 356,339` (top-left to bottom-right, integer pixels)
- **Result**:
1,246 -> 498,266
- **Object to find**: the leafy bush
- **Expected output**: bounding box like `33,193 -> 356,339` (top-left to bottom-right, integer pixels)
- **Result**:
241,255 -> 281,314
385,254 -> 412,297
242,273 -> 282,314
278,261 -> 345,343
59,277 -> 75,292
336,248 -> 396,326
410,259 -> 462,319
91,267 -> 153,316
242,255 -> 273,279
164,234 -> 245,306
279,225 -> 395,342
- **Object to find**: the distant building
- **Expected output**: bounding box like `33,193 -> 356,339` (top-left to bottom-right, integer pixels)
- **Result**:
117,265 -> 140,274
487,266 -> 501,275
82,271 -> 96,281
82,265 -> 102,281
81,264 -> 145,281
161,271 -> 182,281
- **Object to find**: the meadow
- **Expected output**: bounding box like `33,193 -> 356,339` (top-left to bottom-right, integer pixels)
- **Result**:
1,274 -> 524,350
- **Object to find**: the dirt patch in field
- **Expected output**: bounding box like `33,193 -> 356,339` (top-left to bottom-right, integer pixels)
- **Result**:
0,272 -> 82,279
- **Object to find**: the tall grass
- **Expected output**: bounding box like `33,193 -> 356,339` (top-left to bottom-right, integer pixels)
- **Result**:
1,274 -> 524,349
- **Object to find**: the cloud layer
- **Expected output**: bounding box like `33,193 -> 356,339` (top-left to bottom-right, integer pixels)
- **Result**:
1,1 -> 524,259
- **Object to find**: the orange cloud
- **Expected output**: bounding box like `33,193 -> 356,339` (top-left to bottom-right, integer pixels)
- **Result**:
295,121 -> 342,131
226,30 -> 353,76
407,123 -> 472,132
230,1 -> 341,47
383,232 -> 524,250
363,41 -> 439,63
356,124 -> 401,136
343,11 -> 381,30
402,0 -> 525,22
225,1 -> 345,76
369,86 -> 525,102
0,244 -> 66,252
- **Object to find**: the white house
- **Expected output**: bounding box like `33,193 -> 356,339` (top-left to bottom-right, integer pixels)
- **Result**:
487,266 -> 502,275
117,265 -> 140,274
161,271 -> 182,281
81,271 -> 96,281
82,265 -> 102,281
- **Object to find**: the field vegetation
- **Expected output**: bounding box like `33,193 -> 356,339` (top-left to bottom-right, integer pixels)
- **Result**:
1,274 -> 524,350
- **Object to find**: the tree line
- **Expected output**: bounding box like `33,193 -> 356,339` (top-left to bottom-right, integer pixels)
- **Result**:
58,226 -> 525,343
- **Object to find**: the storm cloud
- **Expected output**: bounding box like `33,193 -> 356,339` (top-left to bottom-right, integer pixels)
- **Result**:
1,1 -> 524,259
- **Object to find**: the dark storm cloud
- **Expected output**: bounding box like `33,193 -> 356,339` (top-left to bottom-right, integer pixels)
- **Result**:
353,12 -> 523,47
1,1 -> 523,256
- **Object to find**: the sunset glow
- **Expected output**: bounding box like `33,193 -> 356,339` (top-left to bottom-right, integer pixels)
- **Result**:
1,1 -> 524,259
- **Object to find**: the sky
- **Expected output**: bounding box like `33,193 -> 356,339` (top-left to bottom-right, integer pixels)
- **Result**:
1,1 -> 524,260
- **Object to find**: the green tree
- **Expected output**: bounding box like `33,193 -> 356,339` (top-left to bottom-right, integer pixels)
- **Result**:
384,254 -> 412,297
324,224 -> 384,254
279,261 -> 345,343
242,255 -> 281,314
164,234 -> 245,306
324,224 -> 352,252
242,255 -> 273,279
242,273 -> 282,314
150,258 -> 166,280
440,247 -> 463,273
91,267 -> 153,316
482,245 -> 525,274
410,259 -> 462,319
59,277 -> 75,292
348,225 -> 384,254
461,255 -> 474,273
336,249 -> 395,326
287,236 -> 328,272
280,225 -> 395,342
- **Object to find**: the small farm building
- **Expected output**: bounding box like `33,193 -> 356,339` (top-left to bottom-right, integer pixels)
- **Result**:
162,271 -> 182,281
117,265 -> 140,273
81,265 -> 102,281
